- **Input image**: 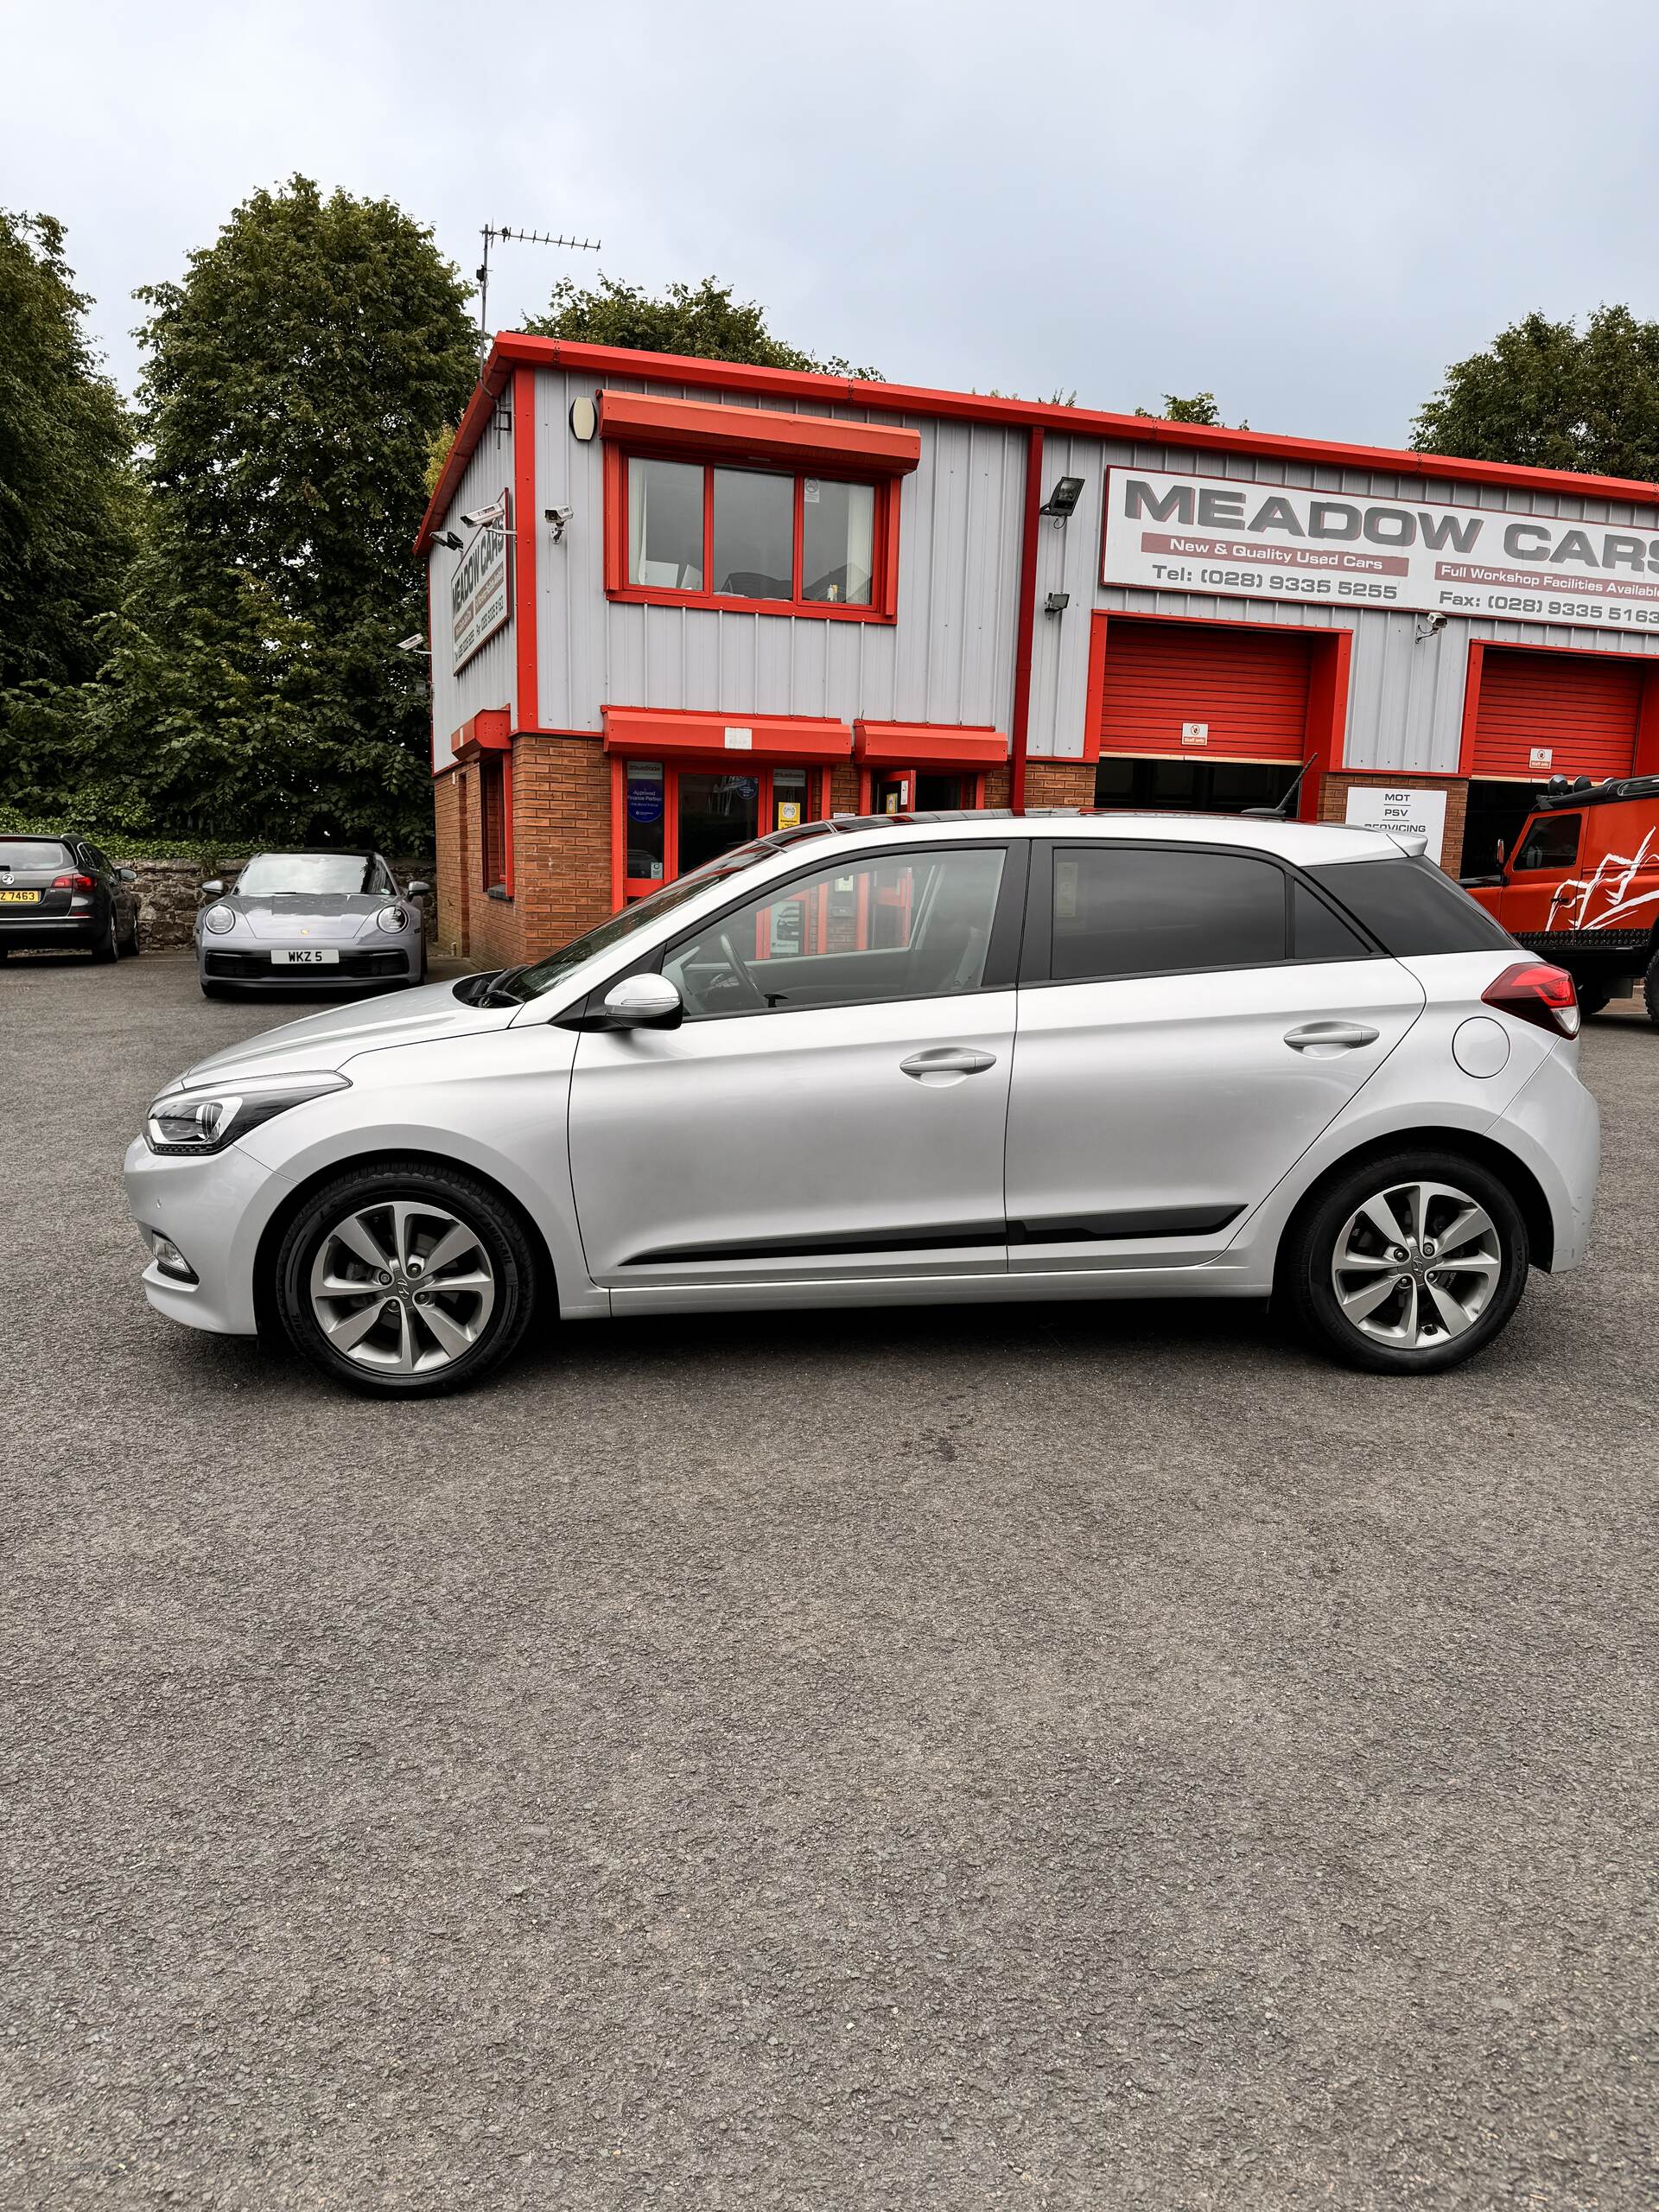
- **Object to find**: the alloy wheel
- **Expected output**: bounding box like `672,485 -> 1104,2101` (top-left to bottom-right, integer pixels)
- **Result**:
1330,1179 -> 1503,1351
308,1198 -> 496,1374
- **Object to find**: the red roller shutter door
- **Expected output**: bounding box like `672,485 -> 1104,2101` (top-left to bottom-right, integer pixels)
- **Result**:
1097,621 -> 1313,761
1471,650 -> 1641,781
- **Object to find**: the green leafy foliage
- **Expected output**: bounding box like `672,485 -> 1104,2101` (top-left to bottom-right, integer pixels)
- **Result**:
525,272 -> 881,382
0,212 -> 137,689
1412,307 -> 1659,478
1135,392 -> 1239,426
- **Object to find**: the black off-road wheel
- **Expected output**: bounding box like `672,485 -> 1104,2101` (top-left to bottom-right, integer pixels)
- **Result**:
1643,944 -> 1659,1028
1284,1149 -> 1529,1375
275,1160 -> 538,1398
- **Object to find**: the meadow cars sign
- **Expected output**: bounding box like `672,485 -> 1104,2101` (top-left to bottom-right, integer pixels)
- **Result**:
450,491 -> 512,673
1103,467 -> 1659,633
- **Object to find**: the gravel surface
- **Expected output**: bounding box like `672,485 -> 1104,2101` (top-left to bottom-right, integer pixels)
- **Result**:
3,950 -> 1655,2210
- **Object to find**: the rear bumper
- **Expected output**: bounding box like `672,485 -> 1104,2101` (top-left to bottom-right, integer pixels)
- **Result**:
0,911 -> 98,948
1497,1045 -> 1601,1273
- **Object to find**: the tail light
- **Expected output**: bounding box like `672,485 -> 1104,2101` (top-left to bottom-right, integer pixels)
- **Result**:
51,872 -> 96,893
1482,960 -> 1580,1039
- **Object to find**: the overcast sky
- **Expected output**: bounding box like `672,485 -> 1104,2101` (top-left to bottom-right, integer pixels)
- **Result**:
8,0 -> 1658,448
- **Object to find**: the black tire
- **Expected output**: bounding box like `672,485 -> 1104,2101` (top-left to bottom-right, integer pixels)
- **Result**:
274,1159 -> 538,1398
1284,1148 -> 1529,1375
122,909 -> 142,957
90,907 -> 119,963
200,979 -> 237,999
1644,945 -> 1659,1027
1575,982 -> 1611,1018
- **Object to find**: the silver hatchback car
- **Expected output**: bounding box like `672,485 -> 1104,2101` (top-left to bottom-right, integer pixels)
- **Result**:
130,810 -> 1599,1396
195,849 -> 429,997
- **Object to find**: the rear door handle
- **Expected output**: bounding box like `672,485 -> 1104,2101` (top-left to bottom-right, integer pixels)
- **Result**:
1283,1020 -> 1380,1055
900,1046 -> 998,1079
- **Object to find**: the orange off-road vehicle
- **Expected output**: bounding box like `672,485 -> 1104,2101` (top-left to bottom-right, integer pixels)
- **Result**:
1462,773 -> 1659,1023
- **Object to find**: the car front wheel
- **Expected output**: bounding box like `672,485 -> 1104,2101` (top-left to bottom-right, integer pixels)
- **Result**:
275,1161 -> 537,1396
1285,1151 -> 1529,1374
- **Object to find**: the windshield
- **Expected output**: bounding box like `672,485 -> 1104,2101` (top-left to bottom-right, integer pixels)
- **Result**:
0,839 -> 73,871
236,853 -> 376,897
500,842 -> 774,1001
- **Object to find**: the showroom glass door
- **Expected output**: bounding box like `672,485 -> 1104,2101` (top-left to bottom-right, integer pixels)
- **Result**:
618,760 -> 831,905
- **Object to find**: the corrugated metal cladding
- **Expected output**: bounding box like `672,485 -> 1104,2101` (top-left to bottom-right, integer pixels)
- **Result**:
1472,650 -> 1644,779
1097,621 -> 1312,761
527,368 -> 1028,736
1027,433 -> 1659,769
427,404 -> 520,771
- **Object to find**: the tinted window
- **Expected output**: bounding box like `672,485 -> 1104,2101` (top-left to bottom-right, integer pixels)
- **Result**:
1513,813 -> 1582,871
668,845 -> 1007,1017
507,844 -> 774,1001
1309,857 -> 1516,956
0,839 -> 71,870
1049,847 -> 1286,981
1291,881 -> 1372,962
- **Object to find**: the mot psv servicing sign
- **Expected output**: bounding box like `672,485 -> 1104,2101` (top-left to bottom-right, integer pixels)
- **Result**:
1101,467 -> 1659,634
450,490 -> 512,675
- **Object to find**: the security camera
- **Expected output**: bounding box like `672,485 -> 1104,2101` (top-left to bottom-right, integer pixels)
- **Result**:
543,505 -> 573,541
394,633 -> 429,654
460,505 -> 504,528
1415,610 -> 1448,639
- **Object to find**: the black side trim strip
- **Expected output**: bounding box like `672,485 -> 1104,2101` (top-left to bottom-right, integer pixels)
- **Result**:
623,1220 -> 1007,1268
1008,1205 -> 1243,1244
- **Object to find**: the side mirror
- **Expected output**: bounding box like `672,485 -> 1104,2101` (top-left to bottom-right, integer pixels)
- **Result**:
201,879 -> 225,898
602,973 -> 683,1031
405,880 -> 431,899
116,866 -> 137,882
1494,839 -> 1506,870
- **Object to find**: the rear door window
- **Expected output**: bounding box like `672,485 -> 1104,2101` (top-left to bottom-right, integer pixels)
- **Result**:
1308,857 -> 1516,955
1046,845 -> 1287,982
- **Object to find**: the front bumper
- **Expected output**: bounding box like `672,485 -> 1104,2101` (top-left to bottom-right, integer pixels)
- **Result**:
124,1135 -> 289,1335
199,941 -> 420,988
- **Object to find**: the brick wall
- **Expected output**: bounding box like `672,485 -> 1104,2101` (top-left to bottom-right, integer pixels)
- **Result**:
1319,772 -> 1470,875
1021,759 -> 1096,809
512,734 -> 612,957
432,769 -> 465,956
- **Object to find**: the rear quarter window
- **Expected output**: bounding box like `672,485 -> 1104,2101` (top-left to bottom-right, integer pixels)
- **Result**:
1309,856 -> 1516,957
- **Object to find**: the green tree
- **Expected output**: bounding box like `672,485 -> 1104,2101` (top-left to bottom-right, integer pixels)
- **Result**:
0,212 -> 136,690
524,272 -> 880,380
1412,307 -> 1659,478
125,175 -> 479,845
1135,391 -> 1226,425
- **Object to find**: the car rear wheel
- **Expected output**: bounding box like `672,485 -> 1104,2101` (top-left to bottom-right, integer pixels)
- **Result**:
275,1161 -> 537,1397
1285,1151 -> 1529,1374
91,909 -> 119,963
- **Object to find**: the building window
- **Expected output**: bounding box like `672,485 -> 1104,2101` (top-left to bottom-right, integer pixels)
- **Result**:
614,452 -> 890,620
613,760 -> 832,905
480,756 -> 507,891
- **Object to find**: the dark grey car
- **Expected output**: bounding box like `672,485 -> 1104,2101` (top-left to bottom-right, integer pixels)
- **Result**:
194,849 -> 429,997
0,836 -> 141,963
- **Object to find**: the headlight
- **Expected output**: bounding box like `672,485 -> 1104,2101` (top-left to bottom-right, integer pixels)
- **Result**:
202,903 -> 236,933
375,904 -> 410,934
143,1071 -> 350,1155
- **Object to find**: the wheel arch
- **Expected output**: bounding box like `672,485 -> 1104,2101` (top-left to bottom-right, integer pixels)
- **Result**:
250,1147 -> 563,1339
1272,1125 -> 1555,1293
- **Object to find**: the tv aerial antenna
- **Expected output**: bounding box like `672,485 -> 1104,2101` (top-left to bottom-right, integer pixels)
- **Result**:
476,224 -> 600,346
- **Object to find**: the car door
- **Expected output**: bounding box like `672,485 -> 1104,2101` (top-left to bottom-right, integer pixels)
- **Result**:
1496,809 -> 1584,936
567,839 -> 1025,1300
1004,840 -> 1426,1272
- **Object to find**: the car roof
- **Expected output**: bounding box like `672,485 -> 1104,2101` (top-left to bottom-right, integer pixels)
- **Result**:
757,808 -> 1407,868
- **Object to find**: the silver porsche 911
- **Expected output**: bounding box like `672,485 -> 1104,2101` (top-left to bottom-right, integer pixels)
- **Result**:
194,850 -> 429,998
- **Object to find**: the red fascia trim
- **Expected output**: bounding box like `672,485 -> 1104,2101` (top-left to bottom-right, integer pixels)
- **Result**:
1080,608 -> 1351,820
1008,426 -> 1044,810
451,706 -> 512,761
512,367 -> 538,737
601,705 -> 853,760
596,390 -> 920,476
416,336 -> 1659,556
414,357 -> 514,556
854,721 -> 1007,766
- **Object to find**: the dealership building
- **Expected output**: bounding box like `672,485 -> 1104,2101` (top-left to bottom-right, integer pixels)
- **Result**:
419,335 -> 1659,966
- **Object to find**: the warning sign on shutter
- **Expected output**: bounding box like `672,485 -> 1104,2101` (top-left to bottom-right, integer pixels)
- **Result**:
1180,722 -> 1209,747
1529,746 -> 1554,771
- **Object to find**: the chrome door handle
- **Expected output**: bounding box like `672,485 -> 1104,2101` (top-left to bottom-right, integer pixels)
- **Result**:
900,1046 -> 998,1078
1284,1020 -> 1380,1055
